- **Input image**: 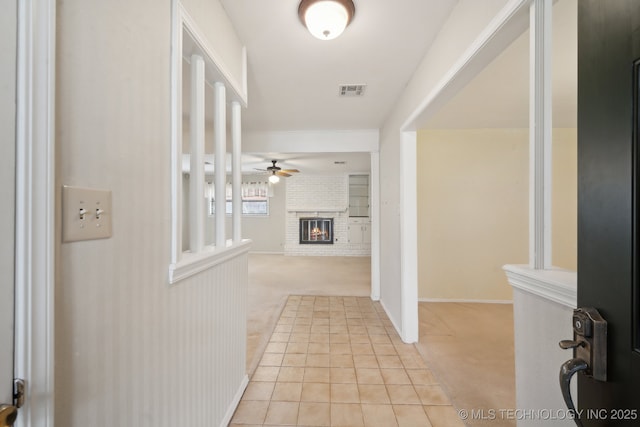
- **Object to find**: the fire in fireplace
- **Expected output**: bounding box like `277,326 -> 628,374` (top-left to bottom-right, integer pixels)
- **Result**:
299,217 -> 334,244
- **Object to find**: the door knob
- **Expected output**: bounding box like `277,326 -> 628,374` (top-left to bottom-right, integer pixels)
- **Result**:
558,307 -> 607,427
0,404 -> 18,427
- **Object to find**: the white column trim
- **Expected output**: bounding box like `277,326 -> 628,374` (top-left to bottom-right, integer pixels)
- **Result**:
231,102 -> 242,243
529,0 -> 553,269
400,131 -> 418,343
214,82 -> 227,248
14,0 -> 56,425
189,55 -> 205,253
170,0 -> 183,264
370,152 -> 381,301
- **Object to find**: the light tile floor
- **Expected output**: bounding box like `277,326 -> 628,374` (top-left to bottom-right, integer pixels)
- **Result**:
230,295 -> 466,427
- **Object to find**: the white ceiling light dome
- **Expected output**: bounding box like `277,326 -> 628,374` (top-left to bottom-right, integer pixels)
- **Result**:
298,0 -> 355,41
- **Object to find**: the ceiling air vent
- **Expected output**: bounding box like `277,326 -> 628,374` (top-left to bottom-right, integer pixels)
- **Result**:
338,84 -> 366,97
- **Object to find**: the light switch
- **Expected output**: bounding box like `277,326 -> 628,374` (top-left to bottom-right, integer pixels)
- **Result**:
62,185 -> 112,242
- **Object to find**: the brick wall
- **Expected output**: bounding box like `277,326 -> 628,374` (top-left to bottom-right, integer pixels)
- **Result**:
285,175 -> 370,256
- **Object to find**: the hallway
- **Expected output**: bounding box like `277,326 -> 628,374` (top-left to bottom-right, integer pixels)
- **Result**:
243,254 -> 515,426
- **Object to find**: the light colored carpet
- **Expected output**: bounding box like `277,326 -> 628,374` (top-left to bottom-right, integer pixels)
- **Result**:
415,302 -> 516,427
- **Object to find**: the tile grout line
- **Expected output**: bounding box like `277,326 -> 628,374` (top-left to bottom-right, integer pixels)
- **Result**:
231,295 -> 465,427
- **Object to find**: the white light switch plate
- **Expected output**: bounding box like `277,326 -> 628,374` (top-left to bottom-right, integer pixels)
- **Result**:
62,185 -> 112,242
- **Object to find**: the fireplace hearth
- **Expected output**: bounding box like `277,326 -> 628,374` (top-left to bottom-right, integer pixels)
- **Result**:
299,218 -> 334,244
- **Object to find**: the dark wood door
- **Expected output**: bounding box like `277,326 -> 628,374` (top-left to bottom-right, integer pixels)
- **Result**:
578,0 -> 640,424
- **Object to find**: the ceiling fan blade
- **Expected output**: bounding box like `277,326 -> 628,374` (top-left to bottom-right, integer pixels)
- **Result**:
253,168 -> 267,171
276,171 -> 292,177
280,169 -> 300,173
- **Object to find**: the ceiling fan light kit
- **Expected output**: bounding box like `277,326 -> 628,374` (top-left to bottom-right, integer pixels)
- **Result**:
298,0 -> 355,40
256,160 -> 300,184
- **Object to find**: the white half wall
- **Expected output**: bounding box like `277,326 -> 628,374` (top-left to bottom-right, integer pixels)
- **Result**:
505,265 -> 577,427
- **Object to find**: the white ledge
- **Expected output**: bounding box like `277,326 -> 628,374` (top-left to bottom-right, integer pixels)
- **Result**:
287,208 -> 348,213
169,239 -> 252,285
503,264 -> 577,308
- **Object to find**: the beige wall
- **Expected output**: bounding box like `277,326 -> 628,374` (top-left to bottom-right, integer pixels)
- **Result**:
417,129 -> 528,301
417,128 -> 577,301
552,128 -> 577,270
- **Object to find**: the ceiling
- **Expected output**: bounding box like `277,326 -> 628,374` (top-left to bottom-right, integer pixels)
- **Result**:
241,152 -> 372,177
219,0 -> 459,132
215,0 -> 577,174
218,0 -> 458,175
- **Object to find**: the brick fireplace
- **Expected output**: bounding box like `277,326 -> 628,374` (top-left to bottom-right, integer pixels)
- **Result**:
284,175 -> 369,256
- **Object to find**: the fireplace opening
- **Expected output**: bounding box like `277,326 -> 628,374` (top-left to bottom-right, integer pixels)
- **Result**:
299,217 -> 334,244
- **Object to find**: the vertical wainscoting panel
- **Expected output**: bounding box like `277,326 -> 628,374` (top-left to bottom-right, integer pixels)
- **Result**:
57,245 -> 249,427
167,253 -> 249,427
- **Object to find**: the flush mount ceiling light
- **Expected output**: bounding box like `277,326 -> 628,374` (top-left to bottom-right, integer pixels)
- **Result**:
298,0 -> 355,40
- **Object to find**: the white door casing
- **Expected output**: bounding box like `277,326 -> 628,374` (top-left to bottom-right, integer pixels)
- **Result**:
14,0 -> 56,425
0,0 -> 18,406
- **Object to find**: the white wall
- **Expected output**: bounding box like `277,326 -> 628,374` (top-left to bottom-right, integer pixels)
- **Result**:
55,1 -> 248,426
243,177 -> 287,253
181,0 -> 246,96
379,0 -> 510,337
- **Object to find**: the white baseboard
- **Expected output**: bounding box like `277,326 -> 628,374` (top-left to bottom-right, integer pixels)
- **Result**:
419,298 -> 513,304
248,251 -> 285,255
220,374 -> 249,427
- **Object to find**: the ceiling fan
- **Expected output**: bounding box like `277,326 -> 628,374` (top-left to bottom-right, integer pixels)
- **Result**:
254,160 -> 300,183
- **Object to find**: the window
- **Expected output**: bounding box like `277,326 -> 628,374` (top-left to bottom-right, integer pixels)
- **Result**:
207,181 -> 270,216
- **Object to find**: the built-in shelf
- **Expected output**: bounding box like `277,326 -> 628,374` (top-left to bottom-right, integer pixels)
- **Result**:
349,174 -> 370,217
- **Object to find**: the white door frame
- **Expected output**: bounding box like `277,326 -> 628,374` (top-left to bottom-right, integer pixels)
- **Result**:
14,0 -> 56,425
398,0 -> 532,343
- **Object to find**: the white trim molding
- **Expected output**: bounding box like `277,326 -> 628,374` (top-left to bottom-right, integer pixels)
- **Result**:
400,131 -> 418,343
219,374 -> 249,427
169,240 -> 252,285
14,0 -> 56,425
529,0 -> 553,269
370,152 -> 381,301
503,264 -> 577,308
402,0 -> 531,131
419,298 -> 513,305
